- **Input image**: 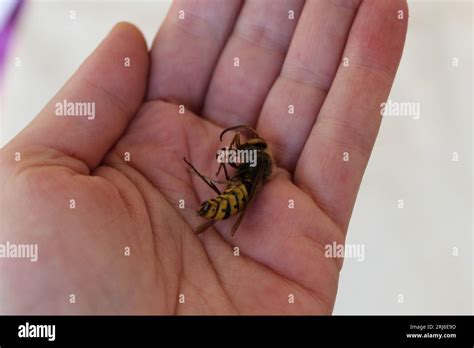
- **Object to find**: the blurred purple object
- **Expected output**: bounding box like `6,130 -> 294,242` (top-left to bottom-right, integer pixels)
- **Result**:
0,0 -> 23,79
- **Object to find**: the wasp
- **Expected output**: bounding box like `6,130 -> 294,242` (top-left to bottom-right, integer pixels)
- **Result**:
183,125 -> 273,236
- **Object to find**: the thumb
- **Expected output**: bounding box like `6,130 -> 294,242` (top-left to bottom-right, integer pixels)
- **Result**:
3,22 -> 149,172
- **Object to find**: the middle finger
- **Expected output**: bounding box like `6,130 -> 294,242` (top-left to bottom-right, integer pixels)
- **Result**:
202,0 -> 305,127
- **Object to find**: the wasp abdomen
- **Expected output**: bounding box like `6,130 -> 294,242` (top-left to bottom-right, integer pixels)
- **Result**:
198,183 -> 250,221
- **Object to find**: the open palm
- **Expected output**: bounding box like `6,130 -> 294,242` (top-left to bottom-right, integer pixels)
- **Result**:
0,0 -> 407,314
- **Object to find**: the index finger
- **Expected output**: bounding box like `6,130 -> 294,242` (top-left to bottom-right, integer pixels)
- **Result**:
147,0 -> 242,112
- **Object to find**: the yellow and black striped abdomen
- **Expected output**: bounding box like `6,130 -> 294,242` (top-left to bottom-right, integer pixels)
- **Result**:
198,183 -> 249,221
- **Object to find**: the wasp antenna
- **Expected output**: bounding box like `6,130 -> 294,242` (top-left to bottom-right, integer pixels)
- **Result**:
220,125 -> 260,141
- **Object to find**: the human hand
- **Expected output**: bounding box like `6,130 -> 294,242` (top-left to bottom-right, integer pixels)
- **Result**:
0,0 -> 408,314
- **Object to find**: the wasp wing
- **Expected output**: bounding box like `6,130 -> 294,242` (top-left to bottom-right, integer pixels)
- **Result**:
195,219 -> 218,234
230,166 -> 265,236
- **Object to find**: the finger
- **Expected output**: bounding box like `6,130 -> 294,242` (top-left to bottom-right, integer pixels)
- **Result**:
295,0 -> 409,229
202,0 -> 305,127
147,0 -> 243,112
257,0 -> 362,171
4,22 -> 149,171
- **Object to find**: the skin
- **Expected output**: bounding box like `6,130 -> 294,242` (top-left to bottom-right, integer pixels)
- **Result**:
0,0 -> 408,314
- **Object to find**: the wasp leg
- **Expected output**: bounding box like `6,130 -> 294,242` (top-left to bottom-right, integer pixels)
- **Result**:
215,162 -> 231,180
216,133 -> 242,177
215,154 -> 237,173
228,132 -> 241,149
191,170 -> 233,185
183,157 -> 222,195
215,132 -> 241,176
216,148 -> 235,181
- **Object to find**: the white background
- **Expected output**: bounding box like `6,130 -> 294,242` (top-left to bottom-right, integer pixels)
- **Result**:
0,0 -> 472,314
